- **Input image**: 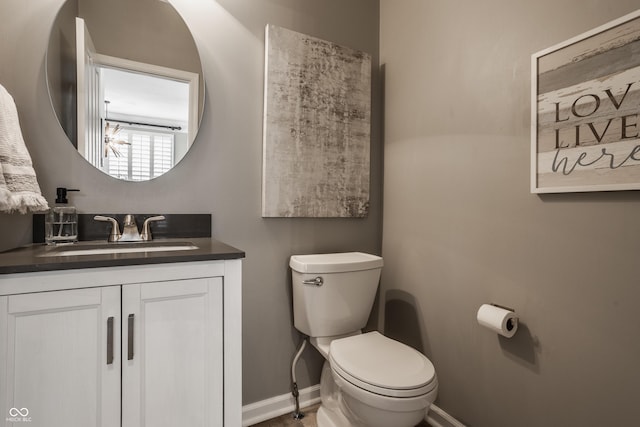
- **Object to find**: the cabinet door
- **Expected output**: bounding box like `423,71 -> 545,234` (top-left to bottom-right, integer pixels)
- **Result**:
122,277 -> 223,427
0,287 -> 121,427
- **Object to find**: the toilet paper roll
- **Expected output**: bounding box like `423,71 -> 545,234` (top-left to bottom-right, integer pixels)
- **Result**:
477,304 -> 518,338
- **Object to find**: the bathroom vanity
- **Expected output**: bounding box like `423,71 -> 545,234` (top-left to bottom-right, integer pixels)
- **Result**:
0,238 -> 244,427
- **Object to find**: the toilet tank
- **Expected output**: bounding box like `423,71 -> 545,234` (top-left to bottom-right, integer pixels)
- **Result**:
290,252 -> 383,338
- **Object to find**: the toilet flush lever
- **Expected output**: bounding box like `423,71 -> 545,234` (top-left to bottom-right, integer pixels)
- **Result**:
302,276 -> 323,286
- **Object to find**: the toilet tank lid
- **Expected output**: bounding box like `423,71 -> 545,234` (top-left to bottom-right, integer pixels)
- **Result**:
290,252 -> 383,273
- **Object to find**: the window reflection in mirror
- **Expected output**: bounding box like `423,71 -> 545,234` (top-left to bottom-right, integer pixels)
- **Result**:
46,0 -> 204,182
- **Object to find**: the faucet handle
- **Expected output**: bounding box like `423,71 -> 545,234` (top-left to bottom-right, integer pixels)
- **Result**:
141,215 -> 166,241
94,215 -> 121,242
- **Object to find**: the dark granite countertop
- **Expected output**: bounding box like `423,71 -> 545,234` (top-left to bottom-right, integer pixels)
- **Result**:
0,238 -> 245,275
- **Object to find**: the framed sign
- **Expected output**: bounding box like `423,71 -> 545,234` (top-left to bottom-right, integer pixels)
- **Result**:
531,9 -> 640,193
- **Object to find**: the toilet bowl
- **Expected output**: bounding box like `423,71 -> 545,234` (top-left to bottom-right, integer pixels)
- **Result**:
290,253 -> 439,427
312,331 -> 437,427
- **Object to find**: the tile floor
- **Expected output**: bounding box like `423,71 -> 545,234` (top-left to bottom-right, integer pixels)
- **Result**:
250,404 -> 430,427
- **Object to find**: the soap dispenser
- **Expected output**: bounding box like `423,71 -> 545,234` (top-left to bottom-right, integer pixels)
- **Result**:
45,187 -> 79,245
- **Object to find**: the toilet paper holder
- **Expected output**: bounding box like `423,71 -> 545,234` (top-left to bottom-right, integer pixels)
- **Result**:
491,303 -> 513,311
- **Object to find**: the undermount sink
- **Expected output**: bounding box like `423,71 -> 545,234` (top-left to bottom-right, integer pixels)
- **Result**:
38,241 -> 199,257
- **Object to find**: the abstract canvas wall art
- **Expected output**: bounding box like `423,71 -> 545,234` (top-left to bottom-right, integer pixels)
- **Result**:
262,25 -> 371,217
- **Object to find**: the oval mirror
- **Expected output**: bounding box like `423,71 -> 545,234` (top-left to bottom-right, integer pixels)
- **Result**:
46,0 -> 204,181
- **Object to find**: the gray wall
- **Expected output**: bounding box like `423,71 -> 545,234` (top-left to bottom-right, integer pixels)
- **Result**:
380,1 -> 640,426
0,0 -> 380,404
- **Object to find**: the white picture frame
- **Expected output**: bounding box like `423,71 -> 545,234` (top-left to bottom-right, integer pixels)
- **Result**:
531,9 -> 640,193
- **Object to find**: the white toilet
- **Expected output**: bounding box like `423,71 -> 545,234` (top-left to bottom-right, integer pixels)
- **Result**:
290,252 -> 438,427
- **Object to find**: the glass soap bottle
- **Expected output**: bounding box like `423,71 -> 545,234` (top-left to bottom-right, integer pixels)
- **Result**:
45,187 -> 79,245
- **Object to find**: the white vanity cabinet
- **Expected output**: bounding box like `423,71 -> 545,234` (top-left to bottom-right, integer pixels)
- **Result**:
0,286 -> 121,427
121,277 -> 223,427
0,259 -> 242,427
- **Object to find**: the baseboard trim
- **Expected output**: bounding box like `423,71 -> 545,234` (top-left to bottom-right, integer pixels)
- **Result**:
241,386 -> 464,427
427,403 -> 466,427
242,385 -> 321,427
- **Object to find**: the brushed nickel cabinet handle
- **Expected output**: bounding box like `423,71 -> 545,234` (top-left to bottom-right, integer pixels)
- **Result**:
107,316 -> 114,365
127,314 -> 135,361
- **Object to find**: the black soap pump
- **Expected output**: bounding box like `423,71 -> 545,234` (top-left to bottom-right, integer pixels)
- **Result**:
45,188 -> 80,245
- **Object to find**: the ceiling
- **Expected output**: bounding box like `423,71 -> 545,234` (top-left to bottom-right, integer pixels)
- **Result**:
101,67 -> 189,126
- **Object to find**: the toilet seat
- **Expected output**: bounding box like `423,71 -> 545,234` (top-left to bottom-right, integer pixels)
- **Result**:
329,331 -> 436,398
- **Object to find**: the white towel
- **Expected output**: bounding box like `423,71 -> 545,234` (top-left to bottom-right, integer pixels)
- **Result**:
0,83 -> 49,214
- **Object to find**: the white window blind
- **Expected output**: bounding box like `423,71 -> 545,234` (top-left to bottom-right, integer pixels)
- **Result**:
105,128 -> 175,181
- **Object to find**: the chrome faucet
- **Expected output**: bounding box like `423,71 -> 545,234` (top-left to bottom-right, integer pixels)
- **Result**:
120,215 -> 142,241
94,215 -> 166,242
